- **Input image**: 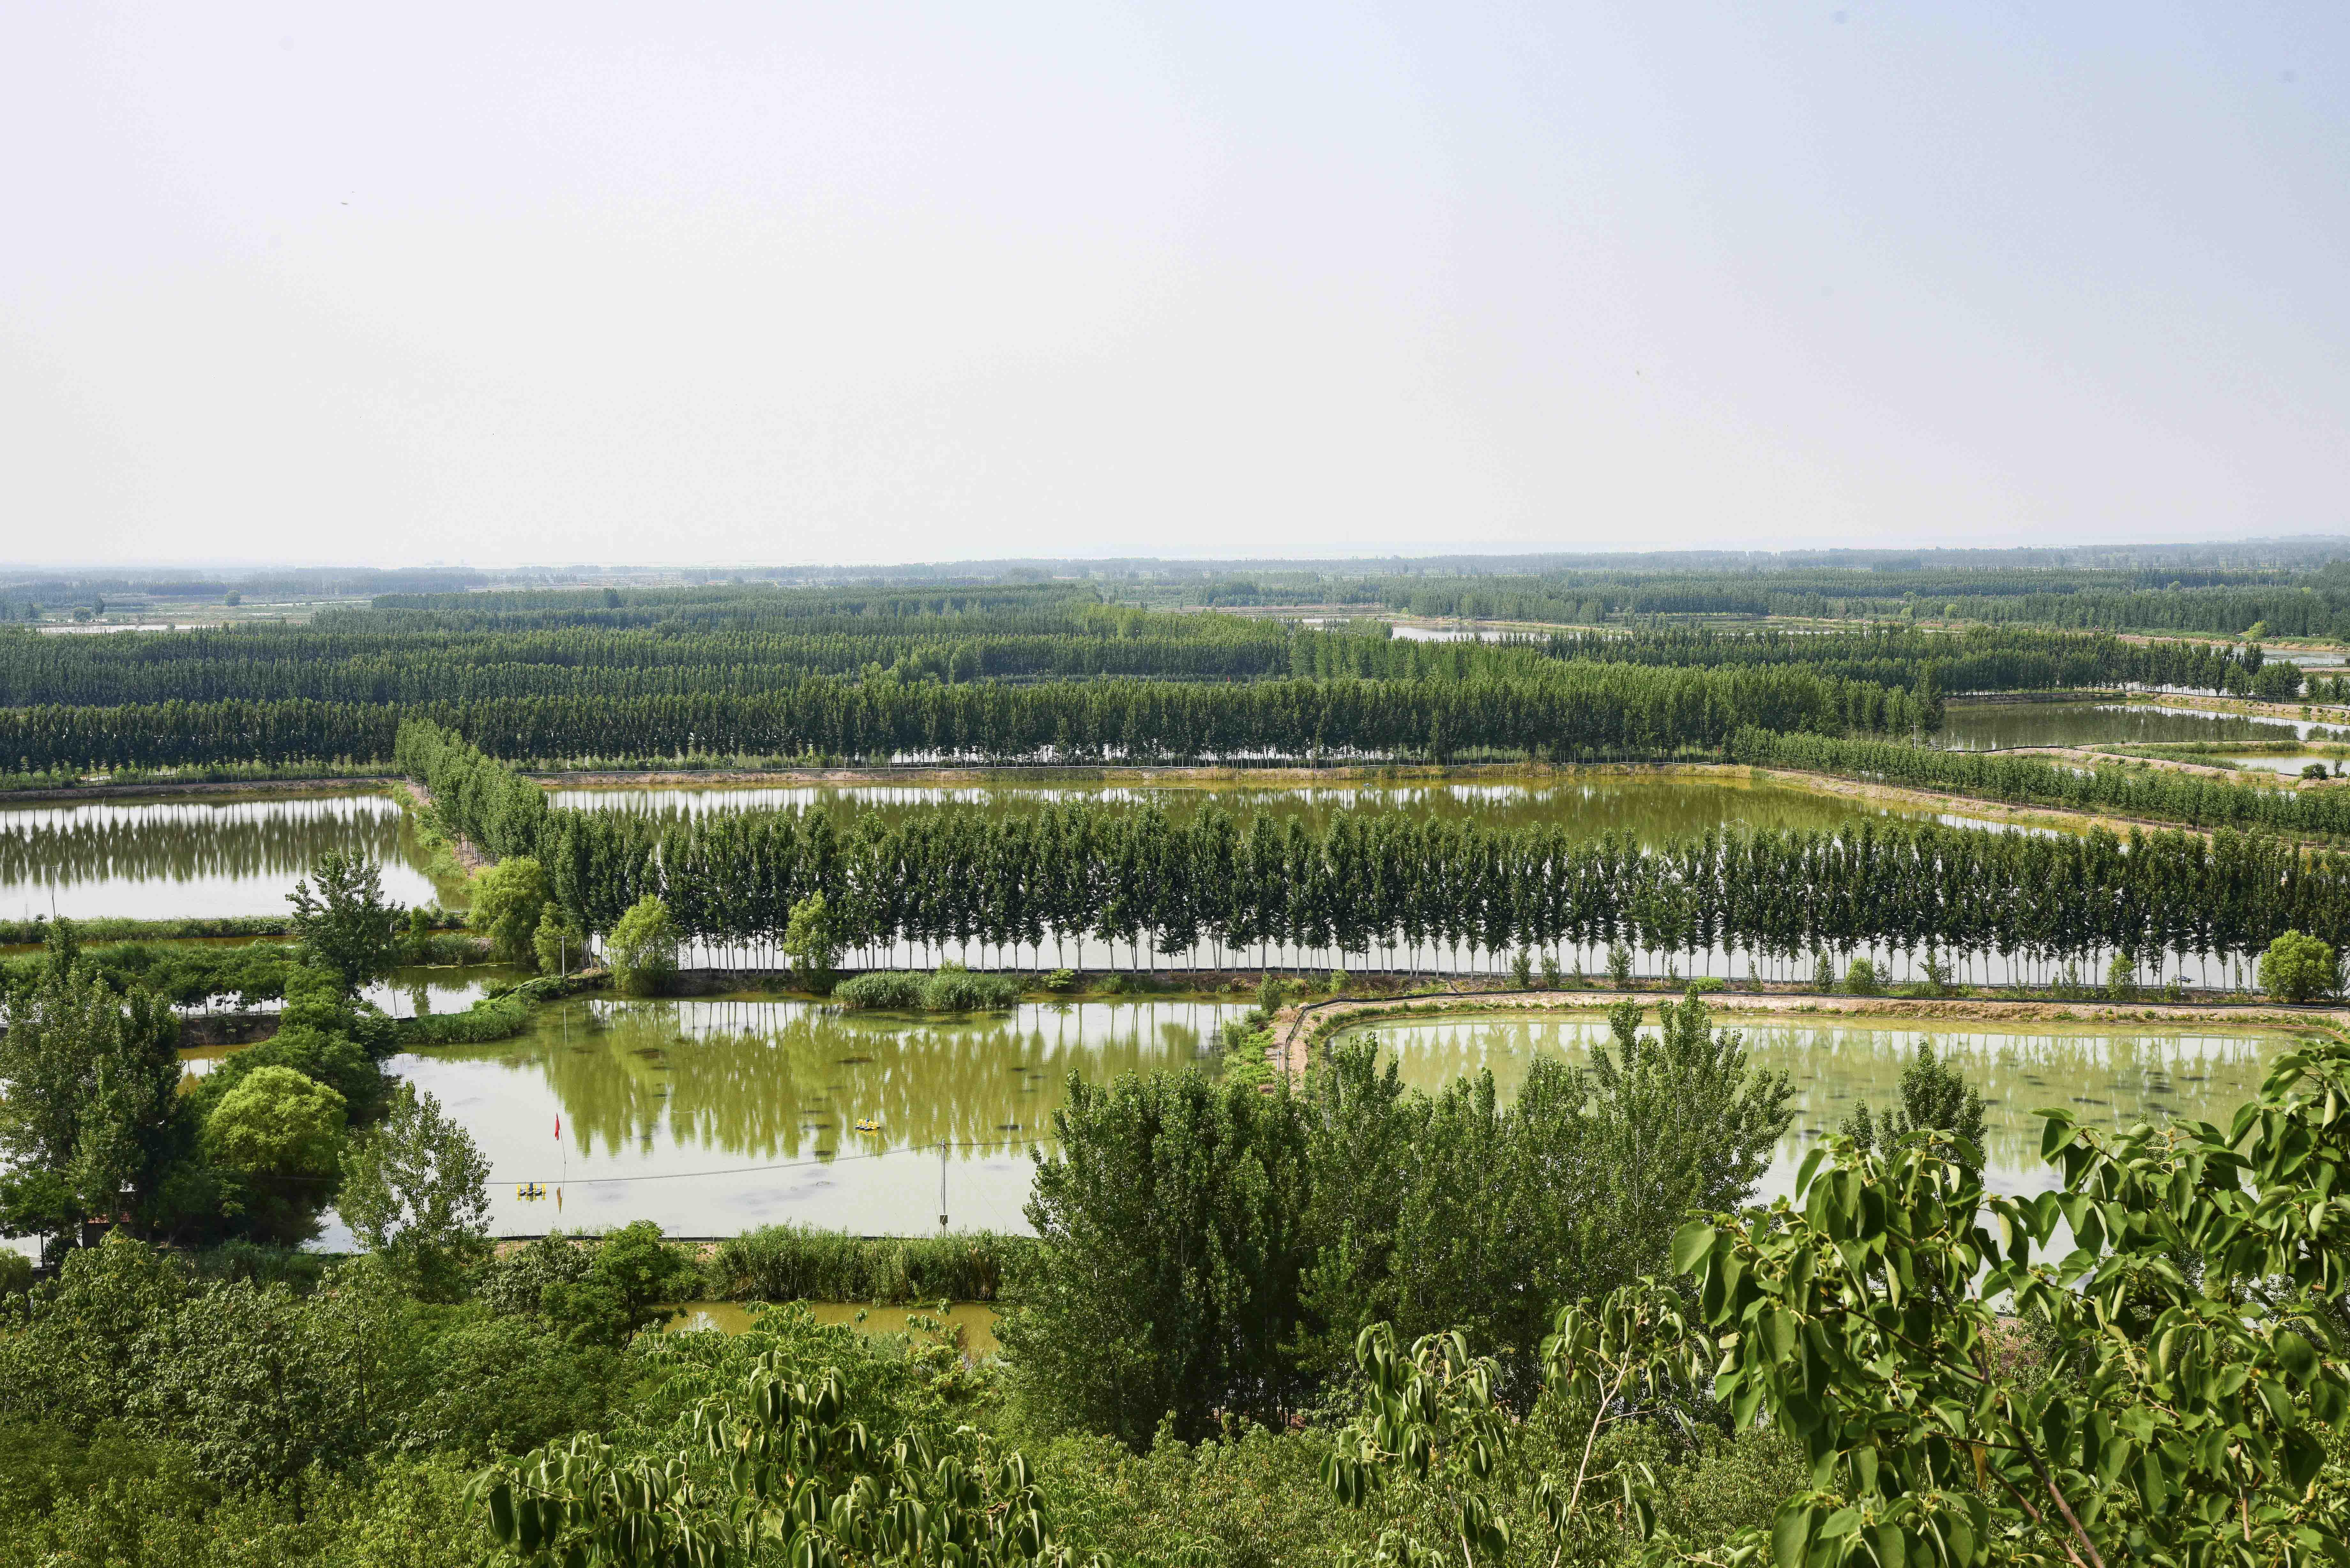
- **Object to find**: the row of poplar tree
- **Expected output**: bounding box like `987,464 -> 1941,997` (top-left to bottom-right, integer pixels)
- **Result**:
401,719 -> 2350,981
5,661 -> 1937,772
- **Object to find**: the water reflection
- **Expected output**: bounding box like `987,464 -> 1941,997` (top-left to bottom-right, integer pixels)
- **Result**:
0,791 -> 447,920
548,774 -> 1990,843
1357,1011 -> 2296,1198
387,996 -> 2295,1238
394,997 -> 1239,1237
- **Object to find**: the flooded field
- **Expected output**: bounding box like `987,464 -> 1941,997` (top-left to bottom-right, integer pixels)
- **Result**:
0,790 -> 449,921
354,995 -> 2297,1238
545,771 -> 2002,841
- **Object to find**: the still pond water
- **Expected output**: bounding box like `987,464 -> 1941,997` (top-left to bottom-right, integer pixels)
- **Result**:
0,790 -> 449,922
544,773 -> 2001,839
347,996 -> 2305,1238
1938,700 -> 2346,752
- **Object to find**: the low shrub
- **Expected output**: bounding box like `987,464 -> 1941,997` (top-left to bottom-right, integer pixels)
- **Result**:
395,974 -> 572,1044
706,1224 -> 1034,1302
834,967 -> 1022,1013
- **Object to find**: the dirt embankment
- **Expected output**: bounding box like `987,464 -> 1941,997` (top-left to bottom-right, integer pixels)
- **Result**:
399,780 -> 489,873
0,776 -> 395,805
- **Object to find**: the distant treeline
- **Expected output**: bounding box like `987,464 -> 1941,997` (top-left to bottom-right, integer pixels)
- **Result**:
6,584 -> 2329,773
402,719 -> 2350,977
2,661 -> 1935,772
1182,564 -> 2350,639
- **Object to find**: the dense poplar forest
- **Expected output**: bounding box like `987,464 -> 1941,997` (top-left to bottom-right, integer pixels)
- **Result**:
0,575 -> 2324,771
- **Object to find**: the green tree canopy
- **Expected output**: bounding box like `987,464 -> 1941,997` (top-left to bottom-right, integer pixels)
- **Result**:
0,959 -> 183,1256
468,857 -> 550,967
605,895 -> 677,997
1003,1068 -> 1312,1447
287,850 -> 402,994
1841,1037 -> 1988,1170
338,1083 -> 492,1301
2261,928 -> 2337,1002
204,1066 -> 347,1245
782,890 -> 843,992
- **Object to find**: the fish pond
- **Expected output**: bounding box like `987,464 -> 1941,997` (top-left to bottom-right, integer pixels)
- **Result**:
0,789 -> 450,923
357,995 -> 2305,1238
1354,1009 -> 2308,1200
543,771 -> 2008,840
1938,699 -> 2345,752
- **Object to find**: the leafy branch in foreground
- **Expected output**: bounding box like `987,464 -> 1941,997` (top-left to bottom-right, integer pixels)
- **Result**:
1327,1037 -> 2350,1568
471,1347 -> 1103,1568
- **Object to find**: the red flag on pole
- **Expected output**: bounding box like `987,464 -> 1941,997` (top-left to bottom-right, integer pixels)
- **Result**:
555,1117 -> 561,1140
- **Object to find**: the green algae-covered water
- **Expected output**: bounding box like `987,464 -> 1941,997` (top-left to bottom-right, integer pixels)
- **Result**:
1353,1009 -> 2308,1200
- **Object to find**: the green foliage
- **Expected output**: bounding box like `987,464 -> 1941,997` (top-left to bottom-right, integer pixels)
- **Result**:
1218,1022 -> 1278,1094
394,1315 -> 629,1460
472,1331 -> 1095,1568
187,962 -> 398,1132
532,1223 -> 703,1348
0,954 -> 184,1253
706,1224 -> 1030,1303
1510,949 -> 1534,988
475,1234 -> 595,1320
605,894 -> 677,997
834,966 -> 1022,1012
1297,994 -> 1790,1383
1323,1325 -> 1520,1563
393,984 -> 536,1044
527,900 -> 583,975
1257,970 -> 1288,1016
133,1275 -> 399,1494
467,857 -> 550,966
2105,944 -> 2139,999
1635,1038 -> 2350,1568
783,890 -> 844,992
0,1232 -> 189,1436
338,1083 -> 493,1301
1839,1037 -> 1988,1172
2261,928 -> 2338,1002
1004,1068 -> 1313,1447
1840,954 -> 1880,995
1608,942 -> 1635,988
376,724 -> 2350,992
203,1066 -> 348,1244
288,850 -> 403,993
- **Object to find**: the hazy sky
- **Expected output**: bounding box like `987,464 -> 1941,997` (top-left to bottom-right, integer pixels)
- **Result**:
3,4 -> 2345,566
